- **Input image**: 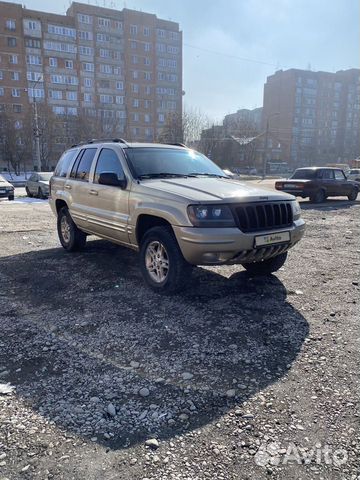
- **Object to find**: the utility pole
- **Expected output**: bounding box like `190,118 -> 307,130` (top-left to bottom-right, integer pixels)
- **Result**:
33,98 -> 41,171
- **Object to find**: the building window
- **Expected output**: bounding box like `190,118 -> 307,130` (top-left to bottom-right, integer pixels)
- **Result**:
131,84 -> 139,93
133,70 -> 139,79
84,93 -> 92,102
67,107 -> 77,115
49,90 -> 62,100
25,38 -> 41,48
115,21 -> 122,30
7,37 -> 17,47
132,98 -> 139,108
79,46 -> 93,56
100,49 -> 111,58
14,120 -> 22,129
97,33 -> 109,42
115,95 -> 124,104
116,81 -> 123,90
67,91 -> 77,101
53,106 -> 65,115
100,94 -> 113,104
49,57 -> 57,67
144,71 -> 151,80
27,72 -> 43,82
12,88 -> 21,97
0,88 -> 4,96
132,55 -> 138,64
25,19 -> 40,30
11,71 -> 20,81
100,64 -> 112,74
130,25 -> 138,35
77,14 -> 92,24
13,104 -> 22,113
6,19 -> 16,30
0,71 -> 3,80
144,113 -> 150,123
9,54 -> 19,64
158,113 -> 165,123
133,113 -> 139,122
144,42 -> 151,52
26,54 -> 41,65
48,24 -> 76,38
157,29 -> 165,38
98,18 -> 110,28
84,77 -> 92,87
44,41 -> 77,53
65,60 -> 73,69
28,88 -> 45,98
78,30 -> 93,41
83,62 -> 94,72
144,57 -> 150,66
143,27 -> 150,36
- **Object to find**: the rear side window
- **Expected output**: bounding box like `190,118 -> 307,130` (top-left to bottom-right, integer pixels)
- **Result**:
94,148 -> 124,183
335,170 -> 346,180
318,169 -> 334,179
70,148 -> 97,182
54,149 -> 78,178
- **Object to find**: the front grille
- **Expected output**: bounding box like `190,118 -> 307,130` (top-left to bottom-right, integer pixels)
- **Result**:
234,202 -> 293,233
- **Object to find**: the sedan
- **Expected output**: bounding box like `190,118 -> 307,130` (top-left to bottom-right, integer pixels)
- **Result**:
25,172 -> 53,198
0,175 -> 15,201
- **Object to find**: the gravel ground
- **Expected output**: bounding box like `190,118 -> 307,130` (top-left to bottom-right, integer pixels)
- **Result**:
0,199 -> 359,480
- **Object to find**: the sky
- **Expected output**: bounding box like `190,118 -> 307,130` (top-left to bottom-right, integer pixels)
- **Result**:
15,0 -> 360,121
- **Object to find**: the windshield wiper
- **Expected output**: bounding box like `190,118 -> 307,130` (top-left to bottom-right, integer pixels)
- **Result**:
188,172 -> 226,178
138,173 -> 193,179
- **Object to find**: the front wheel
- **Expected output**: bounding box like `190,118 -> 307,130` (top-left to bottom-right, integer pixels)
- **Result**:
348,188 -> 358,201
25,186 -> 32,198
139,226 -> 191,294
242,252 -> 288,276
8,195 -> 14,201
57,207 -> 87,252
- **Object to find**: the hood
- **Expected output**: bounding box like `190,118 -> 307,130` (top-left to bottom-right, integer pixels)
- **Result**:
138,177 -> 295,202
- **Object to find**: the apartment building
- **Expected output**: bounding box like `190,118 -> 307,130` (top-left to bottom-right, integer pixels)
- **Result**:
0,1 -> 182,168
262,68 -> 360,167
223,107 -> 262,135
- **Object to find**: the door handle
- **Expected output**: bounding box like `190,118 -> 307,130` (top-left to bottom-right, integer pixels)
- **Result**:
89,189 -> 98,196
65,185 -> 71,190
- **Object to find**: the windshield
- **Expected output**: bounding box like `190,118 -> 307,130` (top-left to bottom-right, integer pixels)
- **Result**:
39,173 -> 52,181
290,169 -> 317,179
350,169 -> 360,174
125,148 -> 227,179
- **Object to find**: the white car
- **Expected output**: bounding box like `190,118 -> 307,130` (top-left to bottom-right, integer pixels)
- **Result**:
347,169 -> 360,183
25,172 -> 52,198
0,175 -> 15,201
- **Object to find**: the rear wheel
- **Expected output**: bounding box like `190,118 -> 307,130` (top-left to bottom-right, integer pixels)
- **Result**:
242,252 -> 288,276
348,188 -> 358,201
310,189 -> 326,203
57,206 -> 86,252
25,186 -> 32,198
139,226 -> 191,294
8,195 -> 14,201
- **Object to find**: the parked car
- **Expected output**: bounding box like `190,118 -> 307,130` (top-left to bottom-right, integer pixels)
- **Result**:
347,169 -> 360,183
0,175 -> 14,201
25,172 -> 53,198
50,139 -> 305,293
275,167 -> 359,203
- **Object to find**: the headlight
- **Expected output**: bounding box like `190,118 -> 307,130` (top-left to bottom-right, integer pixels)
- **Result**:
291,200 -> 301,220
187,204 -> 235,227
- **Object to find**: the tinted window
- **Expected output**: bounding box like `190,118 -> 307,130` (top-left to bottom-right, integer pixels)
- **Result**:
74,148 -> 97,181
318,169 -> 334,179
94,148 -> 124,183
335,170 -> 346,180
55,149 -> 78,178
290,169 -> 317,179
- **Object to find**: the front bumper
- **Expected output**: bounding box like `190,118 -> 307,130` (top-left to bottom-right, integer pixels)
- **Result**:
173,219 -> 305,265
0,190 -> 13,198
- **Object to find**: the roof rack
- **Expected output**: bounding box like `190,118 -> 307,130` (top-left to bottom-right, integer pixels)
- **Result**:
70,138 -> 129,148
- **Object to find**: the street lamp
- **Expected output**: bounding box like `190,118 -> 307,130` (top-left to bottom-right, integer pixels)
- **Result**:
262,112 -> 280,178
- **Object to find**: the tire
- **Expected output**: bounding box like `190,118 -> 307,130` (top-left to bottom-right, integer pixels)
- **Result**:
25,186 -> 33,198
8,195 -> 14,201
348,188 -> 358,201
242,252 -> 288,276
57,206 -> 87,252
139,226 -> 191,294
38,187 -> 46,199
310,189 -> 326,203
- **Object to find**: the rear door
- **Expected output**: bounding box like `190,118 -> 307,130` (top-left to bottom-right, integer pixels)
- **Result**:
64,148 -> 98,230
334,169 -> 351,196
86,147 -> 130,244
318,169 -> 336,196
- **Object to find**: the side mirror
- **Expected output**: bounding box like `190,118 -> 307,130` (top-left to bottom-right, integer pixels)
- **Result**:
98,172 -> 127,189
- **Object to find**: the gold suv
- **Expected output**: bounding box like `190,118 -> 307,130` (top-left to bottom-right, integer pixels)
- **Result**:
49,139 -> 305,293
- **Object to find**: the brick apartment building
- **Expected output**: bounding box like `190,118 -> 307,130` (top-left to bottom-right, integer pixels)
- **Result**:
0,1 -> 182,169
262,68 -> 360,168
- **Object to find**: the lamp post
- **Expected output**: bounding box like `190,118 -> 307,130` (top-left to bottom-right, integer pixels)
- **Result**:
262,112 -> 280,178
29,76 -> 43,171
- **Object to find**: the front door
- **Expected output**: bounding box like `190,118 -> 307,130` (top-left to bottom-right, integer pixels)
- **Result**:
334,169 -> 351,196
86,147 -> 130,245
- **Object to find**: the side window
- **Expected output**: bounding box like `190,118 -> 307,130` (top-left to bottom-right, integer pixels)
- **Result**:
94,148 -> 124,183
29,173 -> 36,181
55,149 -> 78,178
319,169 -> 334,179
335,170 -> 345,180
71,148 -> 97,181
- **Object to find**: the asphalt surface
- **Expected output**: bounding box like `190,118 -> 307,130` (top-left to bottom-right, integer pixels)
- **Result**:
0,196 -> 359,479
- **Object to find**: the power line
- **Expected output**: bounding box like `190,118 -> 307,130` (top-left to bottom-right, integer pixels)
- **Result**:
183,42 -> 290,69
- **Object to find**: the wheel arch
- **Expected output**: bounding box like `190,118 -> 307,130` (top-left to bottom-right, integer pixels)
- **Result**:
136,214 -> 174,245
